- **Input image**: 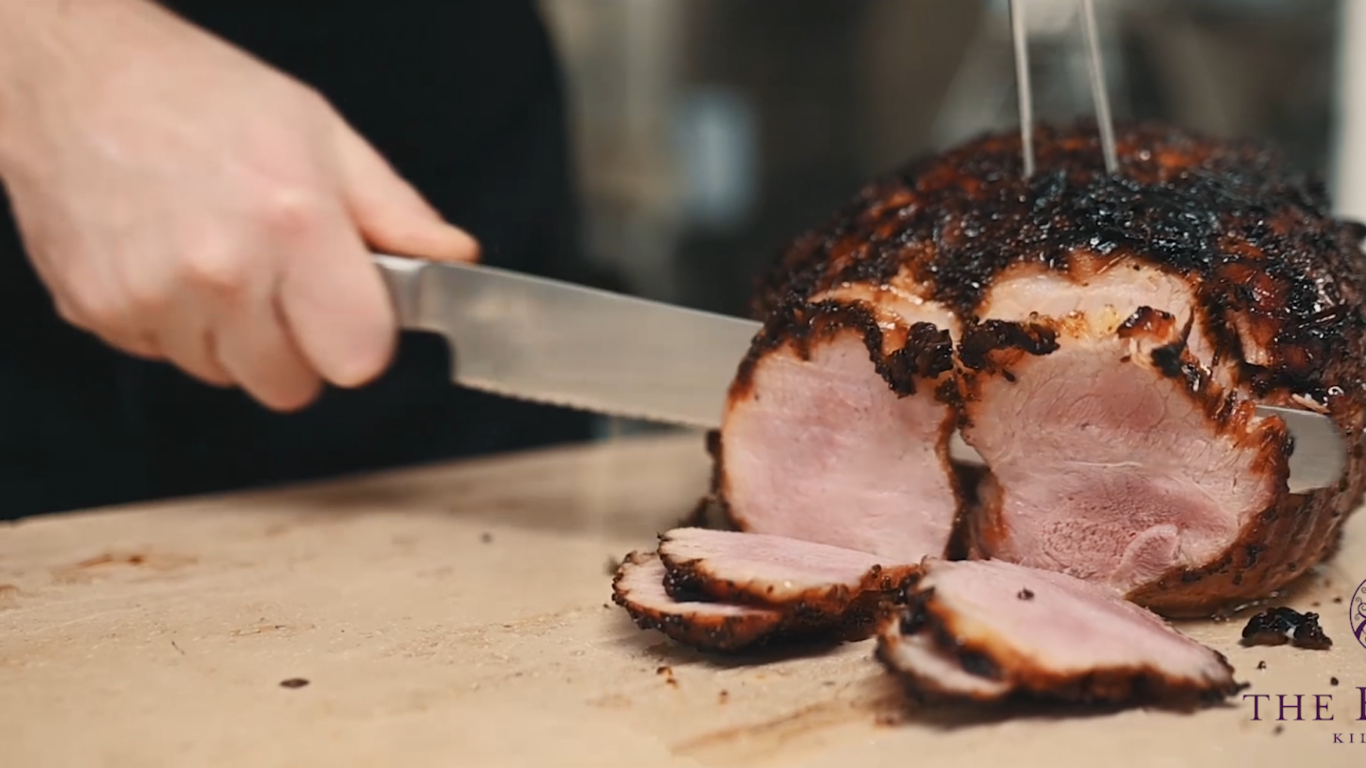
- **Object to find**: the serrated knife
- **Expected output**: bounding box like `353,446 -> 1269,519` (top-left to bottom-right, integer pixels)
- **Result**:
373,254 -> 1345,495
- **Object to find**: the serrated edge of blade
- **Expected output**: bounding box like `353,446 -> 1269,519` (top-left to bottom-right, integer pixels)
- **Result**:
454,377 -> 719,431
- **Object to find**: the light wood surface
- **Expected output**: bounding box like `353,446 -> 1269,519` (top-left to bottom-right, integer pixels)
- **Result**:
2,432 -> 1363,767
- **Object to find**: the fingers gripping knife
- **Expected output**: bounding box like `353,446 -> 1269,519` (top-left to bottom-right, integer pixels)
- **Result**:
370,0 -> 1346,494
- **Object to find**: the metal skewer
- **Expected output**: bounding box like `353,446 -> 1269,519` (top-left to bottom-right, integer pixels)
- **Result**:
1008,0 -> 1036,177
1007,0 -> 1120,176
1080,0 -> 1118,173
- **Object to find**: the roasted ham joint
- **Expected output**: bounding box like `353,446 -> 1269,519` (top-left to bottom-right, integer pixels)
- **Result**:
611,121 -> 1366,711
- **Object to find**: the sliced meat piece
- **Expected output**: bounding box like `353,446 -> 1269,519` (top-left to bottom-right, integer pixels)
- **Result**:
715,295 -> 962,562
611,552 -> 790,652
657,527 -> 918,623
876,559 -> 1245,706
957,307 -> 1291,614
877,631 -> 1012,701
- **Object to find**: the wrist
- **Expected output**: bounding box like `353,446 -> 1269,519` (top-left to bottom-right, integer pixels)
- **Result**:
0,0 -> 160,160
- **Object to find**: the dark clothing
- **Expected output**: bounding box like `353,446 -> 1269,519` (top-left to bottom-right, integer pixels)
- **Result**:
0,2 -> 598,518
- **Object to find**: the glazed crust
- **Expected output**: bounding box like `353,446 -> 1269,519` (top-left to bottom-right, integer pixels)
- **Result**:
752,121 -> 1366,407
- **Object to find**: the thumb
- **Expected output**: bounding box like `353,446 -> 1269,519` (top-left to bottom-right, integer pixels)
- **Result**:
334,122 -> 481,263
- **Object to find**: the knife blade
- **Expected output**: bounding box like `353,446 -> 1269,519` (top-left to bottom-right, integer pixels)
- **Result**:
374,253 -> 757,428
373,254 -> 1345,495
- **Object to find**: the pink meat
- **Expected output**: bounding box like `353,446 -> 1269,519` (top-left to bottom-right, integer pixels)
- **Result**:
657,527 -> 917,619
877,558 -> 1244,706
957,296 -> 1288,610
611,551 -> 790,652
717,293 -> 963,562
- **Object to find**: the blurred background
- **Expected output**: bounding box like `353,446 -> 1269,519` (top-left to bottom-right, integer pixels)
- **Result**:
539,0 -> 1344,316
533,0 -> 1356,439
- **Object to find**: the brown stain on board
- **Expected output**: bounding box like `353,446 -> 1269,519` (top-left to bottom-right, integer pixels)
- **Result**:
228,622 -> 317,638
0,584 -> 19,610
673,690 -> 906,764
52,551 -> 198,584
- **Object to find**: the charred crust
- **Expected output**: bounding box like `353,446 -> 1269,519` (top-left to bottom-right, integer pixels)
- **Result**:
704,428 -> 722,461
611,552 -> 801,653
755,120 -> 1366,410
790,122 -> 1366,400
1117,307 -> 1179,340
958,649 -> 1003,681
732,298 -> 955,401
681,429 -> 741,532
612,600 -> 785,653
659,559 -> 713,603
1239,606 -> 1333,650
1293,617 -> 1333,650
1150,343 -> 1185,379
956,320 -> 1060,374
1116,305 -> 1214,399
944,461 -> 990,561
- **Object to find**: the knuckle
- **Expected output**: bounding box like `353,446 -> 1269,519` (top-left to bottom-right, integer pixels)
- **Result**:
180,244 -> 250,296
123,274 -> 175,316
258,187 -> 325,238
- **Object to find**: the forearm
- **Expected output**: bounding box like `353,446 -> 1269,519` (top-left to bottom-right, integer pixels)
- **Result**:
0,0 -> 99,145
0,0 -> 106,75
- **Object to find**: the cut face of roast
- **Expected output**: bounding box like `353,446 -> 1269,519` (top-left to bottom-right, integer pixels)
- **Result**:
957,292 -> 1289,606
717,293 -> 962,562
876,558 -> 1244,706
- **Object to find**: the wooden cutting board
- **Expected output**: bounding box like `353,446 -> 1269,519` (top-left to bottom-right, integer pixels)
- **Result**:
1,432 -> 1363,767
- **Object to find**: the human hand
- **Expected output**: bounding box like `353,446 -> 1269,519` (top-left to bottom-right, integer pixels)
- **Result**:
0,0 -> 479,411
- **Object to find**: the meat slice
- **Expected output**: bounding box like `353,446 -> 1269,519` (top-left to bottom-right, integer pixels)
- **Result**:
876,559 -> 1244,706
611,551 -> 791,652
956,306 -> 1289,614
657,527 -> 917,623
612,530 -> 923,652
715,293 -> 963,562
